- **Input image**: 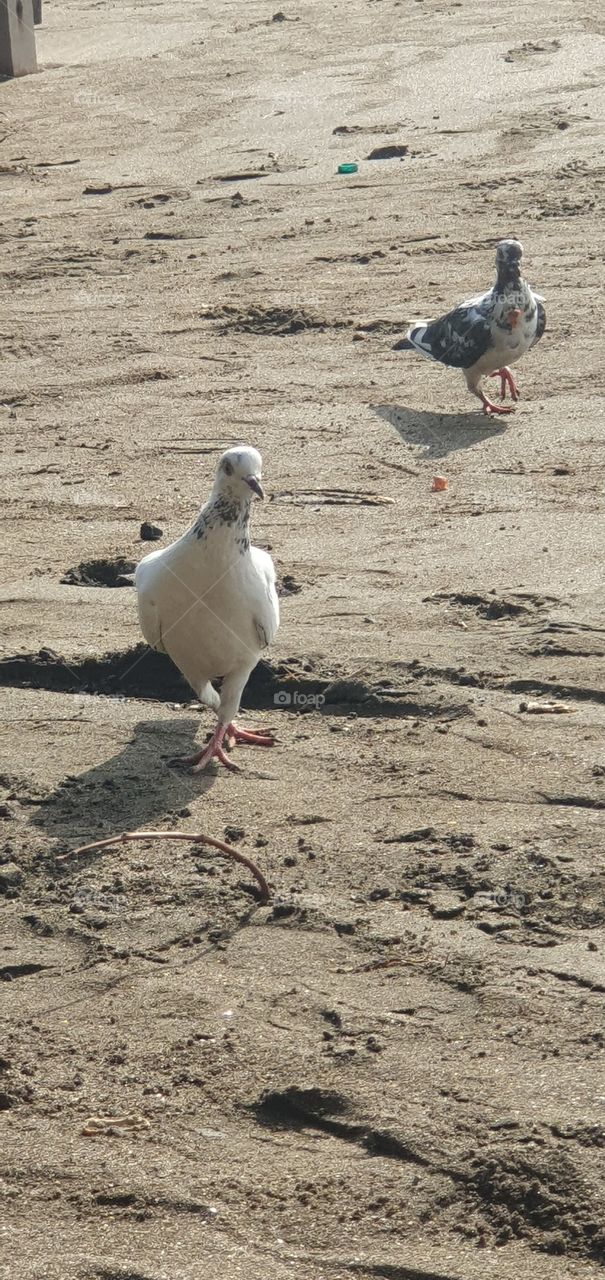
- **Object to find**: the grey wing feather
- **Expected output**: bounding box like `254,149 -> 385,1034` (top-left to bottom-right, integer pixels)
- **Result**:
532,298 -> 546,348
419,303 -> 493,369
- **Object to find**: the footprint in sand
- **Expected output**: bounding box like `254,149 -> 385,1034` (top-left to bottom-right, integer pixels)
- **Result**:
504,39 -> 561,62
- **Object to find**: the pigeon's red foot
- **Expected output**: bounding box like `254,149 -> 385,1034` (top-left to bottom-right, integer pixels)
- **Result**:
480,392 -> 516,416
490,367 -> 520,402
170,721 -> 274,773
225,723 -> 275,750
170,724 -> 239,773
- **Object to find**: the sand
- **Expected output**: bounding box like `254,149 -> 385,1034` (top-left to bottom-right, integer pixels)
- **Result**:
0,1 -> 604,1277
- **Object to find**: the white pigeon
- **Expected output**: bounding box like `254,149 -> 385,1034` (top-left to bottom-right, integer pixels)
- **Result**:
135,445 -> 279,772
393,239 -> 546,415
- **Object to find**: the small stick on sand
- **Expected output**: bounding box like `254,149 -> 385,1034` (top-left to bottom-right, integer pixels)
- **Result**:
56,830 -> 270,902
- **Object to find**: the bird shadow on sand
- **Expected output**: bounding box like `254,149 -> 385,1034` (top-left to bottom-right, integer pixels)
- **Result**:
30,717 -> 215,853
372,403 -> 509,459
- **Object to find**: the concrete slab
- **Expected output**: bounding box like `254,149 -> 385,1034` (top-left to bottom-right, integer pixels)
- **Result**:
0,0 -> 37,77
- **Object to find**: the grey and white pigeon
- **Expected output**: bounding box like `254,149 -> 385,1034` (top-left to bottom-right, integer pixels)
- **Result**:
135,445 -> 279,772
393,239 -> 546,414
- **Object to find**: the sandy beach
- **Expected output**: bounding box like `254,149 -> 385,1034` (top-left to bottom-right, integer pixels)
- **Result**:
1,1 -> 604,1277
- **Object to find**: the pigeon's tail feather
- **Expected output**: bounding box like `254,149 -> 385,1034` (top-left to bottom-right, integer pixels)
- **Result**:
394,323 -> 436,362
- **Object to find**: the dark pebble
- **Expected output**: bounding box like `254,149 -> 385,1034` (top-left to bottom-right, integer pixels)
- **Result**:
140,522 -> 163,541
224,826 -> 245,843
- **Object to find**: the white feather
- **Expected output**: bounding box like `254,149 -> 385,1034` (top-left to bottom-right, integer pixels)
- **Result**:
135,446 -> 279,729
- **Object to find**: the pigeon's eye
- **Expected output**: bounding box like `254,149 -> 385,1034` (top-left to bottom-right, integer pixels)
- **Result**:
223,460 -> 233,477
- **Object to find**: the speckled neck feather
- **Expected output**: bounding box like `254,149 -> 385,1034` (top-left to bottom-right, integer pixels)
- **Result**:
192,490 -> 251,553
496,259 -> 522,291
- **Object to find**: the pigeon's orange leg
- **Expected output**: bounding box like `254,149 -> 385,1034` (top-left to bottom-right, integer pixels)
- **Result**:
225,723 -> 275,748
490,367 -> 519,402
479,392 -> 516,416
170,724 -> 239,773
170,722 -> 274,773
467,379 -> 516,416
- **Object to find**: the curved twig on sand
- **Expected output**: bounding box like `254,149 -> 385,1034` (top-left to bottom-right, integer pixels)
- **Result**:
56,830 -> 270,903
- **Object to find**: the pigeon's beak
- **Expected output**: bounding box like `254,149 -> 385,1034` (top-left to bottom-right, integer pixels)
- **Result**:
245,475 -> 264,500
508,308 -> 522,329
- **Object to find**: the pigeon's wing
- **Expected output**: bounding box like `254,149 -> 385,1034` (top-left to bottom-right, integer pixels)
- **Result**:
135,551 -> 169,653
137,593 -> 167,654
250,546 -> 280,650
415,298 -> 494,369
531,296 -> 546,348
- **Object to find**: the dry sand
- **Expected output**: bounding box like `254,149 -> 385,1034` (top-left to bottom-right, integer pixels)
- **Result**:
1,1 -> 604,1277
